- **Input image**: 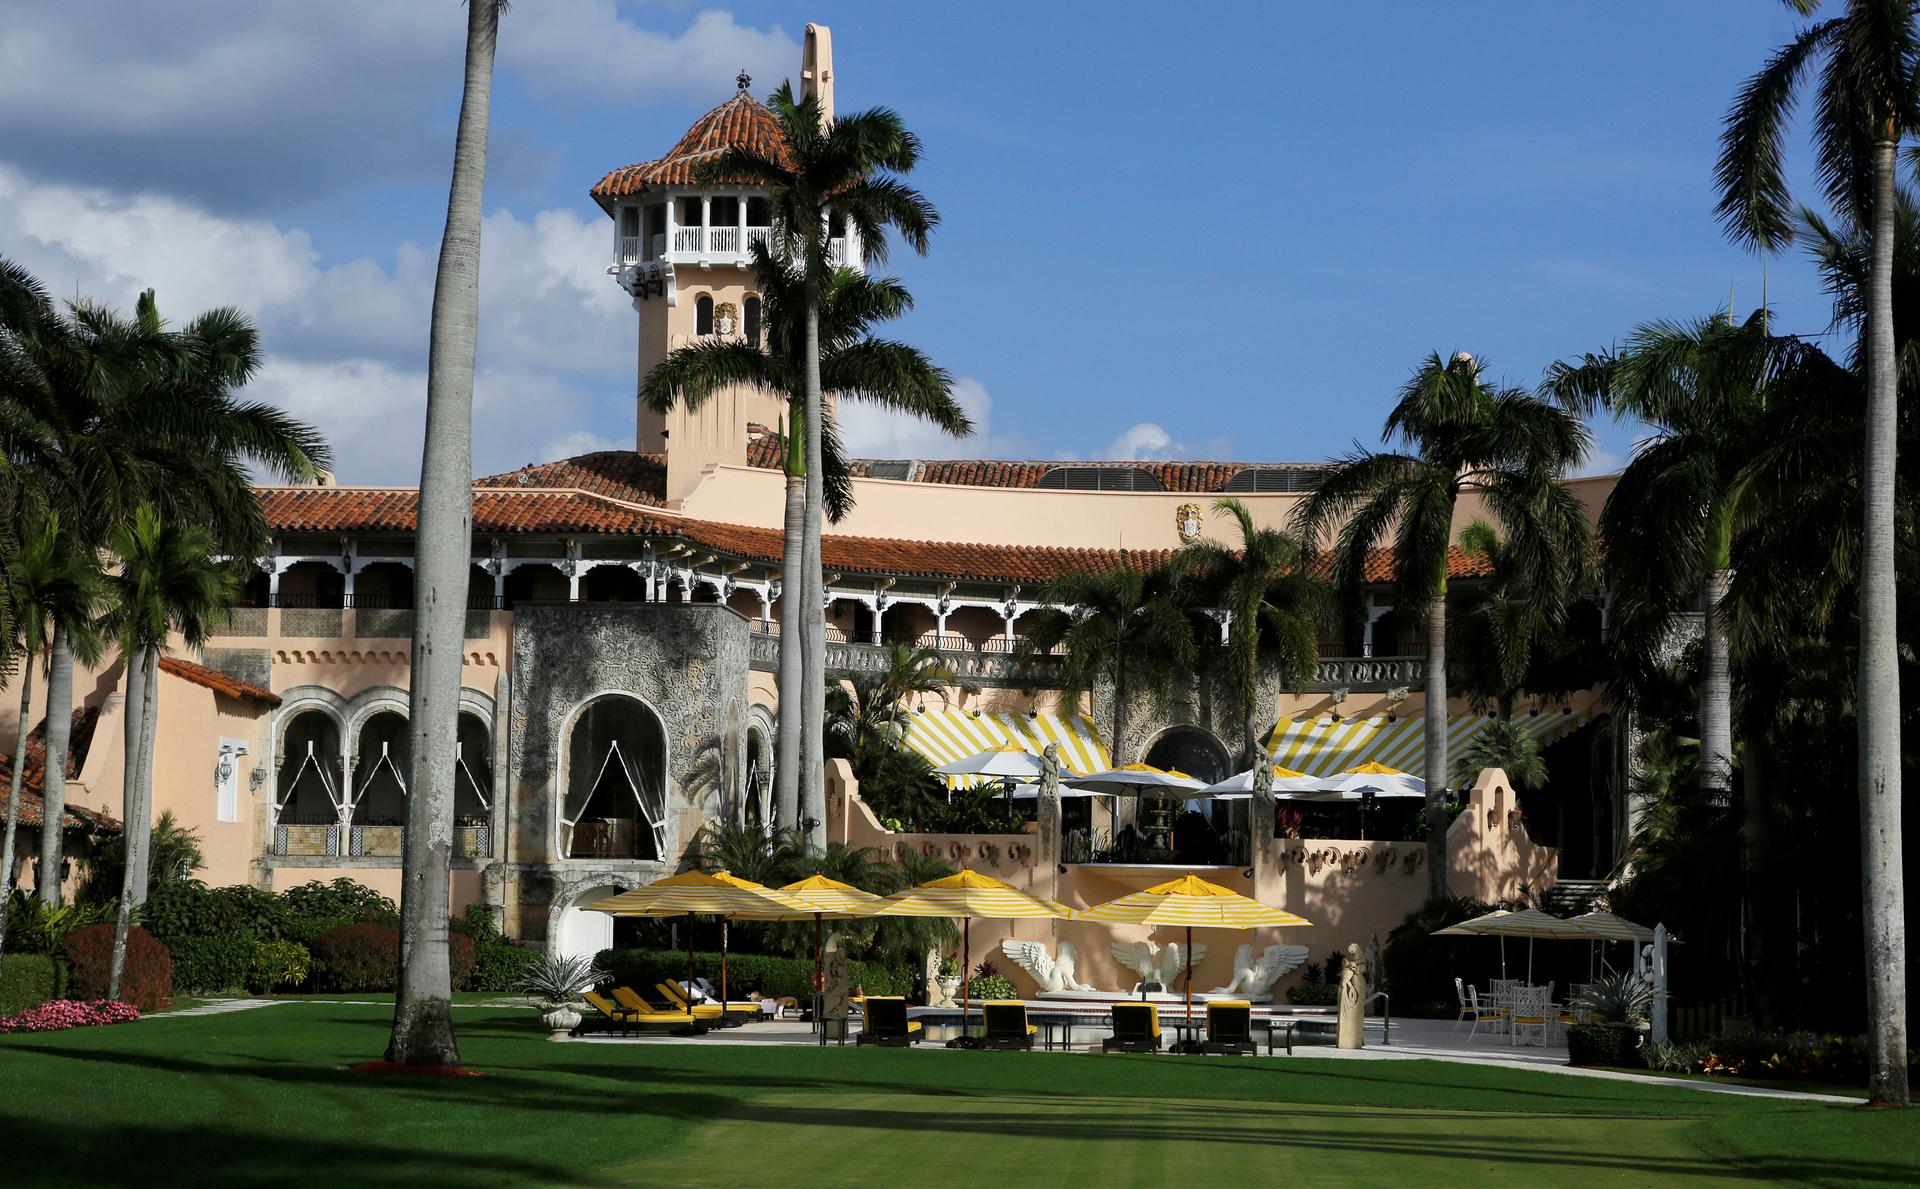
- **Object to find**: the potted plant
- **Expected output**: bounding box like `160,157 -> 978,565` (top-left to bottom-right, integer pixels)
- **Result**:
936,953 -> 961,1004
520,953 -> 606,1035
1566,973 -> 1655,1067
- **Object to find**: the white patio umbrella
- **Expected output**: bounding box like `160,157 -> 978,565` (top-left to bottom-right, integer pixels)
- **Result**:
1309,761 -> 1427,800
931,743 -> 1047,780
1197,763 -> 1321,797
1065,763 -> 1207,795
1436,907 -> 1590,982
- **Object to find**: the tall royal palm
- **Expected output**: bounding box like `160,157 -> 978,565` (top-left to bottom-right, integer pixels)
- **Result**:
1546,312 -> 1778,806
640,247 -> 967,833
0,513 -> 102,959
1716,0 -> 1916,1105
1295,353 -> 1589,897
1019,565 -> 1200,773
390,0 -> 505,1070
103,506 -> 232,998
1174,498 -> 1328,767
701,82 -> 937,852
0,262 -> 328,905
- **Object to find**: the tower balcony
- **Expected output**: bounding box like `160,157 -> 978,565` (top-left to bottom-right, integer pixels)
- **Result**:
615,227 -> 854,271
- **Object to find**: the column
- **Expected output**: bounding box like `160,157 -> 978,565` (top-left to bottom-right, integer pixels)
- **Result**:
700,195 -> 711,255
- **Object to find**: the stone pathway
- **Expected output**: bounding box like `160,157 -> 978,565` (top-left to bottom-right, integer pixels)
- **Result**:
149,998 -> 291,1018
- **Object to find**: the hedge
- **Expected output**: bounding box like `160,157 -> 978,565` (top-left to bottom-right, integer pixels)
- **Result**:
0,953 -> 61,1015
1567,1022 -> 1643,1068
596,947 -> 916,1001
452,905 -> 542,993
308,924 -> 477,992
65,924 -> 172,1012
167,935 -> 257,994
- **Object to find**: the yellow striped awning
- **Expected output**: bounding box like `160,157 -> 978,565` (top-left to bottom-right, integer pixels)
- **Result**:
1265,711 -> 1590,777
899,709 -> 1111,788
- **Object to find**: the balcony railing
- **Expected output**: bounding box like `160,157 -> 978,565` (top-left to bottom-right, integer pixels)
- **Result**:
619,236 -> 641,264
638,226 -> 839,266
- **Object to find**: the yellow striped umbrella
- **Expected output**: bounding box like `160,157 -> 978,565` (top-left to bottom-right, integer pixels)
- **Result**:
875,869 -> 1074,1029
1080,873 -> 1312,1020
734,874 -> 889,999
587,871 -> 814,1016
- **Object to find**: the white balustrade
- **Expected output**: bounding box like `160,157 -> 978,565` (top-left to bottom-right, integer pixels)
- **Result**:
618,236 -> 640,264
673,226 -> 703,253
746,226 -> 773,253
709,225 -> 741,254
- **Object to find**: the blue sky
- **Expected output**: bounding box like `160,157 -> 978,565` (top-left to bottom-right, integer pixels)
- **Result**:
0,2 -> 1841,481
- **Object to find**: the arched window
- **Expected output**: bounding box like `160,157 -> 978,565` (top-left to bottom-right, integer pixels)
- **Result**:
278,710 -> 343,824
350,710 -> 410,826
695,294 -> 714,336
744,295 -> 761,348
455,713 -> 492,825
562,695 -> 668,860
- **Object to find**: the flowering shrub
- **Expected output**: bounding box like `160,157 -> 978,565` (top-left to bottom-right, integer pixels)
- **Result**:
0,998 -> 141,1034
1653,1031 -> 1920,1083
968,974 -> 1019,1001
64,924 -> 172,1012
248,939 -> 312,993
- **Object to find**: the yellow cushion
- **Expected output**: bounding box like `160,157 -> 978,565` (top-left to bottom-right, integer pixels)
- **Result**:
1025,1024 -> 1038,1035
906,1021 -> 923,1033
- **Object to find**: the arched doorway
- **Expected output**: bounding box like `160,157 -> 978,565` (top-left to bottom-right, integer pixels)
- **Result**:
351,710 -> 410,826
278,709 -> 343,824
1143,725 -> 1232,785
553,883 -> 624,962
455,713 -> 493,825
561,694 -> 668,860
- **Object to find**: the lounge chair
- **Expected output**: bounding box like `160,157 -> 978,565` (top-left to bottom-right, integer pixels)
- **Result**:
854,996 -> 923,1046
1102,1003 -> 1162,1053
581,991 -> 710,1037
655,981 -> 758,1024
615,986 -> 716,1021
1203,1000 -> 1256,1056
981,1001 -> 1038,1051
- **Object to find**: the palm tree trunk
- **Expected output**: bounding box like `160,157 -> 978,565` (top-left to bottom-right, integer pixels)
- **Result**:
1741,731 -> 1771,1029
108,647 -> 156,999
0,657 -> 35,959
36,626 -> 72,905
1858,130 -> 1907,1108
799,280 -> 827,852
131,668 -> 157,901
388,0 -> 500,1070
1699,569 -> 1733,805
1423,595 -> 1448,898
775,467 -> 805,831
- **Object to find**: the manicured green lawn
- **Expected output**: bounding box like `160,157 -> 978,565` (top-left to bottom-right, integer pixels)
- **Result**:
1,1002 -> 1911,1187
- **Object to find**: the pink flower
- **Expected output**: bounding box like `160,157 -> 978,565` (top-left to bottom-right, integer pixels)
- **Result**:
0,998 -> 141,1034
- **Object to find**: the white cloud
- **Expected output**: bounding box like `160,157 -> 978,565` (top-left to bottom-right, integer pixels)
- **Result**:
834,376 -> 1030,459
0,3 -> 797,210
1106,422 -> 1184,460
1574,444 -> 1626,478
0,165 -> 634,484
538,429 -> 627,463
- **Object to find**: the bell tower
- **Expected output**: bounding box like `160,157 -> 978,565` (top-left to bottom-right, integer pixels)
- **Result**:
590,24 -> 854,506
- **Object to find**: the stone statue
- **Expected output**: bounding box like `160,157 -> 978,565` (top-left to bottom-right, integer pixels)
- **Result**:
1208,943 -> 1310,996
923,947 -> 945,1006
1037,743 -> 1062,890
1337,941 -> 1367,1049
823,934 -> 851,1040
1111,939 -> 1207,990
999,939 -> 1094,994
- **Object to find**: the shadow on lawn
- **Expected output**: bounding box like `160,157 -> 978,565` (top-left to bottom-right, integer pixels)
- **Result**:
7,1029 -> 1910,1185
0,1112 -> 577,1189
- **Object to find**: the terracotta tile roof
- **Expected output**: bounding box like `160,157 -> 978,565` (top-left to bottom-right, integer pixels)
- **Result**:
258,487 -> 676,536
745,433 -> 785,470
476,452 -> 666,506
257,486 -> 1487,586
740,444 -> 1326,495
591,90 -> 790,203
158,657 -> 282,707
0,706 -> 115,830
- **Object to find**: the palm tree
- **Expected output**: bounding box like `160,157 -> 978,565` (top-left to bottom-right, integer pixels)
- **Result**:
1545,312 -> 1778,806
103,506 -> 232,998
1455,719 -> 1548,792
701,82 -> 939,853
640,250 -> 968,832
0,513 -> 102,959
1450,519 -> 1594,721
1018,565 -> 1200,772
825,642 -> 974,775
1715,0 -> 1916,1106
388,0 -> 505,1071
1294,353 -> 1590,896
1173,498 -> 1329,767
0,262 -> 328,905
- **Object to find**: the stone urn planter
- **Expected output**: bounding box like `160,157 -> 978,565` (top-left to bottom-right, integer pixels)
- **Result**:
936,975 -> 961,1006
539,1001 -> 584,1035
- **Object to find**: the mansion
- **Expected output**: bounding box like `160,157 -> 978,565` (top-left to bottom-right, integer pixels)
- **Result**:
0,28 -> 1619,996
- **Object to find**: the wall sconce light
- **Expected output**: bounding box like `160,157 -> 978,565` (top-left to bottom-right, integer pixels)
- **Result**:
1241,868 -> 1255,880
